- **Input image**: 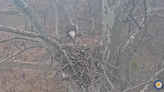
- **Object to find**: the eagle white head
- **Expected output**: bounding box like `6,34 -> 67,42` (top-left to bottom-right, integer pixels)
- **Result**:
68,30 -> 76,39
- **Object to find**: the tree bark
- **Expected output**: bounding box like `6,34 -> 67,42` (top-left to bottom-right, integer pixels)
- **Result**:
101,0 -> 122,61
100,0 -> 122,91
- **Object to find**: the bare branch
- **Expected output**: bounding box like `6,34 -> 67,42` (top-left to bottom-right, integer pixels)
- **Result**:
122,7 -> 164,53
0,36 -> 39,43
123,67 -> 164,92
0,44 -> 41,64
143,0 -> 147,36
0,61 -> 56,73
0,25 -> 43,37
149,7 -> 164,13
53,3 -> 60,37
100,63 -> 114,89
13,0 -> 48,35
0,25 -> 62,52
0,9 -> 23,16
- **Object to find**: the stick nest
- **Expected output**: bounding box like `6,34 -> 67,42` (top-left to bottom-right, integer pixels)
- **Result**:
55,42 -> 109,89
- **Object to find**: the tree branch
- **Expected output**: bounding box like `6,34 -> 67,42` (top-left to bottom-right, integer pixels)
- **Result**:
53,2 -> 60,37
0,36 -> 39,43
123,67 -> 164,92
0,25 -> 62,52
0,44 -> 41,64
143,0 -> 147,36
13,0 -> 48,35
0,61 -> 55,73
0,9 -> 23,16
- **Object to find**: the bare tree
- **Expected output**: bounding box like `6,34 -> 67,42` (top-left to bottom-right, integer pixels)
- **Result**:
1,0 -> 164,92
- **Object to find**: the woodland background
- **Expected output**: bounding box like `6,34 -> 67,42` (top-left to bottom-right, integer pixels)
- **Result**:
0,0 -> 164,92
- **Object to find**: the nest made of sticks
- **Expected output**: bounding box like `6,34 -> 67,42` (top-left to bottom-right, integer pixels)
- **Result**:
55,41 -> 107,89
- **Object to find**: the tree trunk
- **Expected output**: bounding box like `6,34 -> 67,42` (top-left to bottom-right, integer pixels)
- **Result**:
101,0 -> 122,61
100,0 -> 122,91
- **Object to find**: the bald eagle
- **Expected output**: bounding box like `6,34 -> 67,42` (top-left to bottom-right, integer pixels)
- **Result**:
65,24 -> 77,40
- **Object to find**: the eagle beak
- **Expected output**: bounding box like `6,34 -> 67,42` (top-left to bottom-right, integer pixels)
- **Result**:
72,36 -> 75,39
